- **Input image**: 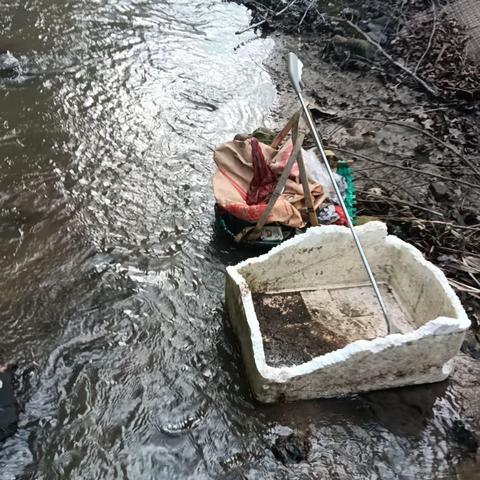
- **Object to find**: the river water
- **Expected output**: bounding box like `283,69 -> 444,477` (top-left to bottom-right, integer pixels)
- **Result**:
0,1 -> 479,479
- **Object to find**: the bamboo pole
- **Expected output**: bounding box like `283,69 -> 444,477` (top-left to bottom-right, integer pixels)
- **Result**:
235,118 -> 307,243
294,116 -> 318,226
270,111 -> 300,149
297,150 -> 319,226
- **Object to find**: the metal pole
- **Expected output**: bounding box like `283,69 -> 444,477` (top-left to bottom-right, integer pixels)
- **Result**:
296,94 -> 393,334
287,53 -> 394,334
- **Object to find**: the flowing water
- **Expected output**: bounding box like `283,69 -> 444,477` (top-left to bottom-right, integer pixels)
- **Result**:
0,1 -> 479,479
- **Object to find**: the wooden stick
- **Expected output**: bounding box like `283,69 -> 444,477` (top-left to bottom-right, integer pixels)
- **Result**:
270,110 -> 300,149
332,147 -> 480,190
414,0 -> 436,74
251,129 -> 306,235
298,0 -> 316,28
236,16 -> 268,36
236,0 -> 299,35
448,278 -> 480,298
330,115 -> 480,182
235,121 -> 306,242
272,109 -> 321,225
435,44 -> 447,65
297,151 -> 319,226
294,117 -> 319,226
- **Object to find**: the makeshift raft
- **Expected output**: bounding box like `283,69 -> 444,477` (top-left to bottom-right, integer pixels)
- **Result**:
225,222 -> 470,403
213,111 -> 355,248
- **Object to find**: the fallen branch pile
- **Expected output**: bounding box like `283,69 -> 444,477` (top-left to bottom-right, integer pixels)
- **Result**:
388,10 -> 480,101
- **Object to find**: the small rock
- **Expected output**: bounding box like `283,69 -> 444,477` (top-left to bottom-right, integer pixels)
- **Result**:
332,35 -> 376,59
429,182 -> 449,201
365,22 -> 388,44
310,106 -> 338,119
234,133 -> 249,142
340,7 -> 361,21
413,143 -> 430,161
460,206 -> 480,226
461,331 -> 480,360
366,187 -> 384,197
343,134 -> 375,150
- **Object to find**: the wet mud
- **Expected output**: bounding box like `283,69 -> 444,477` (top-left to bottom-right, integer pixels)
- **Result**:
253,291 -> 349,366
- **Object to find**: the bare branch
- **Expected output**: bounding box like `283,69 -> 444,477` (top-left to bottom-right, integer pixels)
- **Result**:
414,0 -> 437,74
328,115 -> 480,182
332,147 -> 480,190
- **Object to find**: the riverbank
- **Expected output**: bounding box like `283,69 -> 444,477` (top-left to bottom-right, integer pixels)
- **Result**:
236,0 -> 480,334
231,0 -> 480,476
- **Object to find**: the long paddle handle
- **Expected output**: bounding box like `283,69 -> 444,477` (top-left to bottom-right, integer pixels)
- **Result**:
288,52 -> 392,334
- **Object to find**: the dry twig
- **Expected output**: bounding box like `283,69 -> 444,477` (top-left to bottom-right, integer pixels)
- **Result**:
298,0 -> 316,28
448,279 -> 480,299
330,116 -> 480,182
332,147 -> 480,190
369,216 -> 480,232
358,190 -> 444,216
414,1 -> 437,74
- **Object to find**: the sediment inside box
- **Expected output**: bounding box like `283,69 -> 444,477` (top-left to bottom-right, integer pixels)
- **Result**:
252,283 -> 414,367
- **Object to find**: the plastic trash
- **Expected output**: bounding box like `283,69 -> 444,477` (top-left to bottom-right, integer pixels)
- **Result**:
302,148 -> 346,202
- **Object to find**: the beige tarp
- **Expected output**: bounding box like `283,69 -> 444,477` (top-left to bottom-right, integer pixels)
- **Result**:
213,138 -> 325,228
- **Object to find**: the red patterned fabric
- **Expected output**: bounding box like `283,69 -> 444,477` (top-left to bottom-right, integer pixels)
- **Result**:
246,138 -> 277,205
334,205 -> 347,226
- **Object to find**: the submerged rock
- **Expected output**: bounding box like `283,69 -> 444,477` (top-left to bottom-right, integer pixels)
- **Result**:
271,431 -> 311,464
451,420 -> 479,453
0,365 -> 18,442
0,50 -> 21,79
0,49 -> 20,78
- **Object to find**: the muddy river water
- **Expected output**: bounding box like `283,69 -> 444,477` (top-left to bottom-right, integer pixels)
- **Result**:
1,1 -> 479,479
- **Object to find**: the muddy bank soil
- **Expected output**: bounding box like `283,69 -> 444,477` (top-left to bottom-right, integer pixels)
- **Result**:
234,1 -> 480,474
